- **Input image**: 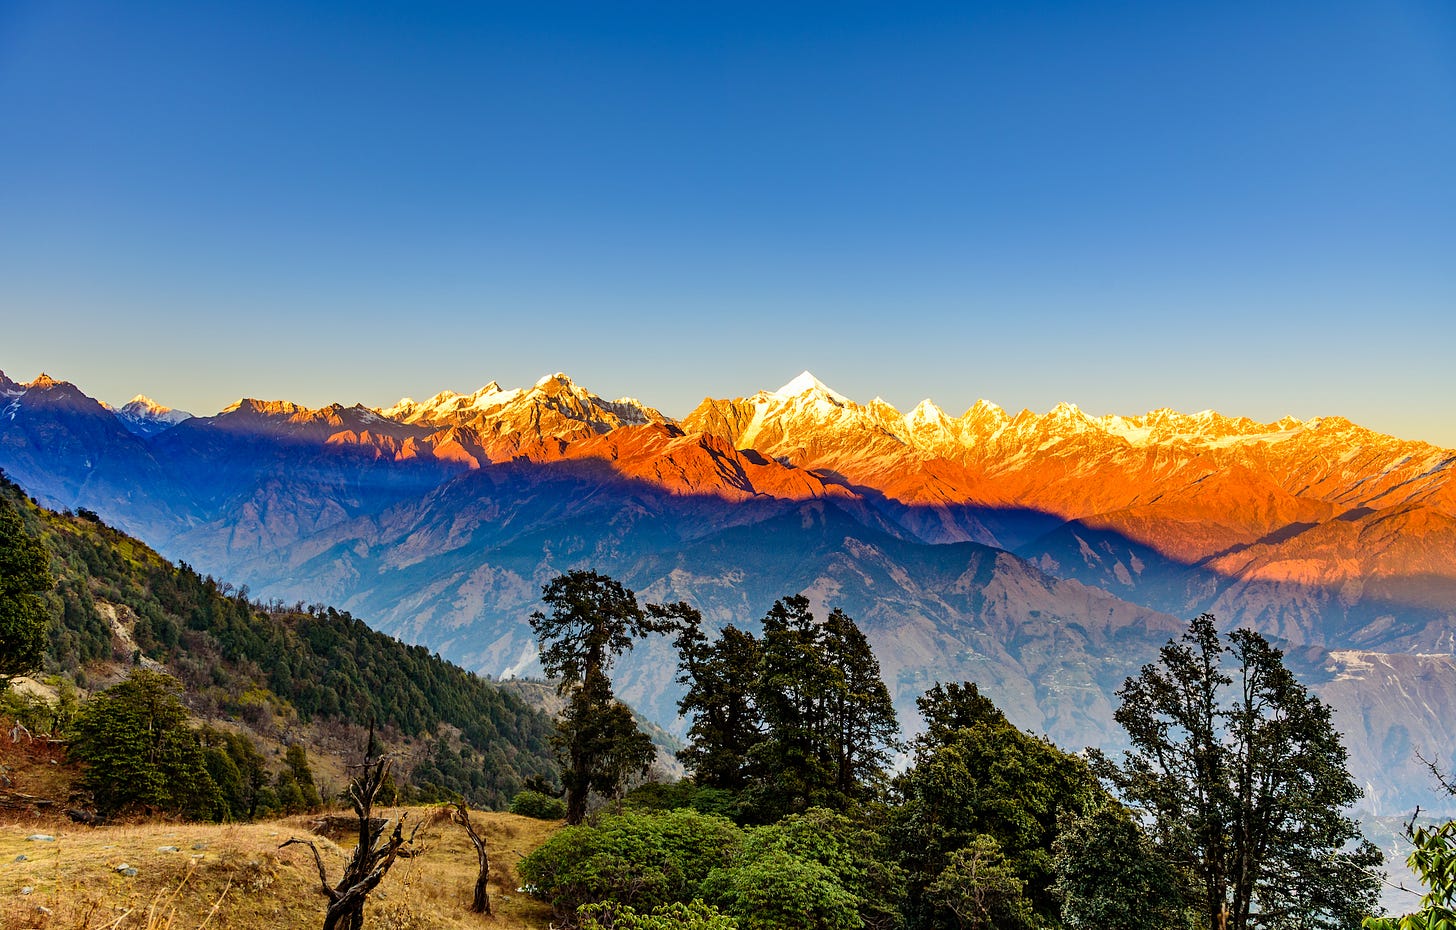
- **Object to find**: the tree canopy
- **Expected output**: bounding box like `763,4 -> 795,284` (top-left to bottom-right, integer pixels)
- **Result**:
1105,614 -> 1380,930
530,570 -> 666,823
69,668 -> 222,818
667,595 -> 900,820
0,489 -> 54,685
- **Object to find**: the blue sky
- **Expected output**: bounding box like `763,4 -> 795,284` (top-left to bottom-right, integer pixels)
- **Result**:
3,1 -> 1454,444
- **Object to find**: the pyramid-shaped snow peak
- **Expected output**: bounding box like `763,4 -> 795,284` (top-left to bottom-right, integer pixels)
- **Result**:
771,371 -> 850,404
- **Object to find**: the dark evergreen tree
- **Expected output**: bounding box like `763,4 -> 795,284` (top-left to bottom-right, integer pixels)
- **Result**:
1107,614 -> 1380,930
287,742 -> 324,810
749,596 -> 899,817
656,601 -> 765,791
1051,803 -> 1193,929
69,668 -> 222,818
915,681 -> 1005,746
0,490 -> 54,686
529,570 -> 666,824
820,607 -> 900,802
891,681 -> 1104,928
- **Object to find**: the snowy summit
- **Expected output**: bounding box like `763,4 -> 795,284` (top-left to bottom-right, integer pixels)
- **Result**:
771,371 -> 850,404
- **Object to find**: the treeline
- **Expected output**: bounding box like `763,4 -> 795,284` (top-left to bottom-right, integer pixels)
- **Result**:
519,571 -> 1387,930
0,472 -> 556,809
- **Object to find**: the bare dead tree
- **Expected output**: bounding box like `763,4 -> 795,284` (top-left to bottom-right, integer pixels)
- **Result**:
282,724 -> 420,930
449,800 -> 491,914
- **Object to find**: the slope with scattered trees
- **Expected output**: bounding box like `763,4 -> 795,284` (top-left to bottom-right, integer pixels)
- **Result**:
0,469 -> 557,812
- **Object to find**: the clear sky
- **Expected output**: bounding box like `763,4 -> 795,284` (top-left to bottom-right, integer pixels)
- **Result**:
3,1 -> 1454,445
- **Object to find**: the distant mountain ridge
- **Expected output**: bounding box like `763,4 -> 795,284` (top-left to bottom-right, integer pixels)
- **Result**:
2,367 -> 1452,812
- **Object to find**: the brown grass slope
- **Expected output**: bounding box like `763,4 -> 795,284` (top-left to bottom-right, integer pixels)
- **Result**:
1,808 -> 559,930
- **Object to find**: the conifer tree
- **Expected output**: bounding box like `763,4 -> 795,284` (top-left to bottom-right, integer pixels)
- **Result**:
0,491 -> 53,686
529,570 -> 665,824
70,668 -> 222,818
656,601 -> 764,791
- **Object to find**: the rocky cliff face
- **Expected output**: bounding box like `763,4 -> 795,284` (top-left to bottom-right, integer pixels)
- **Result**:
3,369 -> 1452,810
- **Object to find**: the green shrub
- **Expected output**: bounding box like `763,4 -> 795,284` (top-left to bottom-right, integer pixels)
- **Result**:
702,848 -> 862,930
519,808 -> 743,923
512,789 -> 567,820
578,899 -> 740,930
625,781 -> 744,821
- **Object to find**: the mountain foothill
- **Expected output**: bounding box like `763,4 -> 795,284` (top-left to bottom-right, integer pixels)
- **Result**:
2,367 -> 1453,811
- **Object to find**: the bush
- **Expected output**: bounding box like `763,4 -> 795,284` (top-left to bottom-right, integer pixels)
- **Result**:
512,789 -> 567,820
625,781 -> 744,821
519,808 -> 743,924
702,808 -> 903,930
578,900 -> 740,930
702,848 -> 861,930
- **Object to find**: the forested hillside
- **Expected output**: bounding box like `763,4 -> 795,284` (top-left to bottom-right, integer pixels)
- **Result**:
1,470 -> 557,808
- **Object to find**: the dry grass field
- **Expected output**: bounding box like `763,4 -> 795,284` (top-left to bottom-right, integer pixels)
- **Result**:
0,807 -> 560,930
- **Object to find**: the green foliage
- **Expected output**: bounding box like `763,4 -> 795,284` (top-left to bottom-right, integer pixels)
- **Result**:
702,848 -> 862,930
519,808 -> 744,924
531,570 -> 664,685
578,900 -> 740,930
657,603 -> 765,793
530,571 -> 666,823
0,489 -> 54,684
1364,819 -> 1456,930
667,596 -> 900,821
891,691 -> 1102,928
1,475 -> 556,808
625,781 -> 744,821
286,743 -> 323,810
915,682 -> 1006,746
718,808 -> 904,930
512,789 -> 568,820
69,668 -> 223,819
925,835 -> 1033,930
1051,803 -> 1193,930
749,598 -> 900,819
553,673 -> 656,822
1108,614 -> 1380,930
198,725 -> 271,819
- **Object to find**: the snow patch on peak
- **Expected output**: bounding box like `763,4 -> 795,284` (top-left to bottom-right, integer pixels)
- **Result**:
120,395 -> 192,423
772,371 -> 849,403
535,372 -> 574,389
123,395 -> 188,418
906,399 -> 951,432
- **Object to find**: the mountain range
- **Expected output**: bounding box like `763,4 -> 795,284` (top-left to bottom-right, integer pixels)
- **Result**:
3,367 -> 1452,811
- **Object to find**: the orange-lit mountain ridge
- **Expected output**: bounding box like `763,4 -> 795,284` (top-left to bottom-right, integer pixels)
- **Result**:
2,368 -> 1453,811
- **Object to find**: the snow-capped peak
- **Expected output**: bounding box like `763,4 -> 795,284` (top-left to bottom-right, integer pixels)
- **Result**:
907,398 -> 947,424
115,394 -> 193,436
772,371 -> 850,403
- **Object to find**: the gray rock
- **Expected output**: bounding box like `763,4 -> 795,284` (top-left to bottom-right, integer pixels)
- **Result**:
116,863 -> 138,877
14,854 -> 27,862
156,846 -> 180,853
24,834 -> 55,842
20,886 -> 32,895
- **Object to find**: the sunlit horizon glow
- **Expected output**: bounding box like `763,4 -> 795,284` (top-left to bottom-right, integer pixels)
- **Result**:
2,2 -> 1453,447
